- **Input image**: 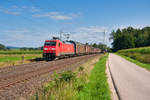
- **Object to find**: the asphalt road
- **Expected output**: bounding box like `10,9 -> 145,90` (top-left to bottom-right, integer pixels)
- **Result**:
108,53 -> 150,100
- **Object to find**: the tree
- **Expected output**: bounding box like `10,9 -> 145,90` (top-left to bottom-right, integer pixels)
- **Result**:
110,26 -> 150,51
0,43 -> 6,50
92,43 -> 98,48
97,43 -> 107,51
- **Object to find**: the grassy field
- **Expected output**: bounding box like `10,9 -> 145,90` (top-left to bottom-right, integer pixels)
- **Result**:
117,47 -> 150,54
0,50 -> 42,55
0,50 -> 42,67
117,47 -> 150,70
31,54 -> 110,100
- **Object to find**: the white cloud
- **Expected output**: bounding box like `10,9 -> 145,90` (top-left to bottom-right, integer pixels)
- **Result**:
0,5 -> 77,21
50,15 -> 72,20
33,12 -> 78,20
31,7 -> 40,13
0,29 -> 57,47
3,29 -> 31,33
0,5 -> 41,16
77,26 -> 107,33
0,7 -> 20,15
69,26 -> 110,45
12,6 -> 40,13
0,26 -> 111,47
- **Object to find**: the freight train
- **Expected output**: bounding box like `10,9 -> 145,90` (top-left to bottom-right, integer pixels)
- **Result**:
43,37 -> 101,60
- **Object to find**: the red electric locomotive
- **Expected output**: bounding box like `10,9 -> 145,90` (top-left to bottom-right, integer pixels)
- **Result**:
43,38 -> 75,60
43,37 -> 101,60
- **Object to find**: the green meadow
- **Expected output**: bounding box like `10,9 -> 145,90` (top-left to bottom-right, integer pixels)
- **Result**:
117,47 -> 150,70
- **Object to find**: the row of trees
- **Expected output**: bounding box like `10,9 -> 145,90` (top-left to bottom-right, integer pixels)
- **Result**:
91,43 -> 111,52
110,27 -> 150,51
20,47 -> 43,50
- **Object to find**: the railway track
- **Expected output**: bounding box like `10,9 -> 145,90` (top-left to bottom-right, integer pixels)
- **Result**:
0,54 -> 100,100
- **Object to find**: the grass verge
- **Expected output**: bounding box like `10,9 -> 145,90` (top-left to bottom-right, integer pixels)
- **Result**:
31,54 -> 111,100
79,54 -> 110,100
116,53 -> 150,70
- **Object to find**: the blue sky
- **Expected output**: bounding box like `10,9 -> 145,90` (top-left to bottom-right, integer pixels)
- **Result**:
0,0 -> 150,47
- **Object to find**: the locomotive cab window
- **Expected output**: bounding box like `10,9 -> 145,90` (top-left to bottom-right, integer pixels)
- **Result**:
44,42 -> 56,46
58,43 -> 60,47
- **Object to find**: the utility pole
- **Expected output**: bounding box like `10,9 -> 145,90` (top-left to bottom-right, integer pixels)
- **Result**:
103,30 -> 107,52
103,30 -> 106,44
64,33 -> 70,41
60,30 -> 63,41
59,31 -> 75,41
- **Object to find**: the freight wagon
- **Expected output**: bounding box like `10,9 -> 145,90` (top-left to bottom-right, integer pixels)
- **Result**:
43,38 -> 101,60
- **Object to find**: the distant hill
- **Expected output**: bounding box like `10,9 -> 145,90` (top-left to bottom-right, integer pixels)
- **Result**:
6,46 -> 21,49
6,46 -> 43,50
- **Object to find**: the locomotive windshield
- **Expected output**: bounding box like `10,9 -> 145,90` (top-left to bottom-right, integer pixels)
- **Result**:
44,41 -> 56,46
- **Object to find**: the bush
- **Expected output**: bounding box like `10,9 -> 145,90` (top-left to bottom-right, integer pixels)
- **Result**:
31,70 -> 80,100
59,71 -> 76,82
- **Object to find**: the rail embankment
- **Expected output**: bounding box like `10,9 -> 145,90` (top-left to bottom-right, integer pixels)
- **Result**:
31,54 -> 111,100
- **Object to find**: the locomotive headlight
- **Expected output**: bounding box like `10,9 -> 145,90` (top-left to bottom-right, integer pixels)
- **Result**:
44,48 -> 48,50
51,48 -> 56,50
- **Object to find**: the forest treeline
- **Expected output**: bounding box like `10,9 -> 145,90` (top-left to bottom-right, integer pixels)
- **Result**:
110,26 -> 150,51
